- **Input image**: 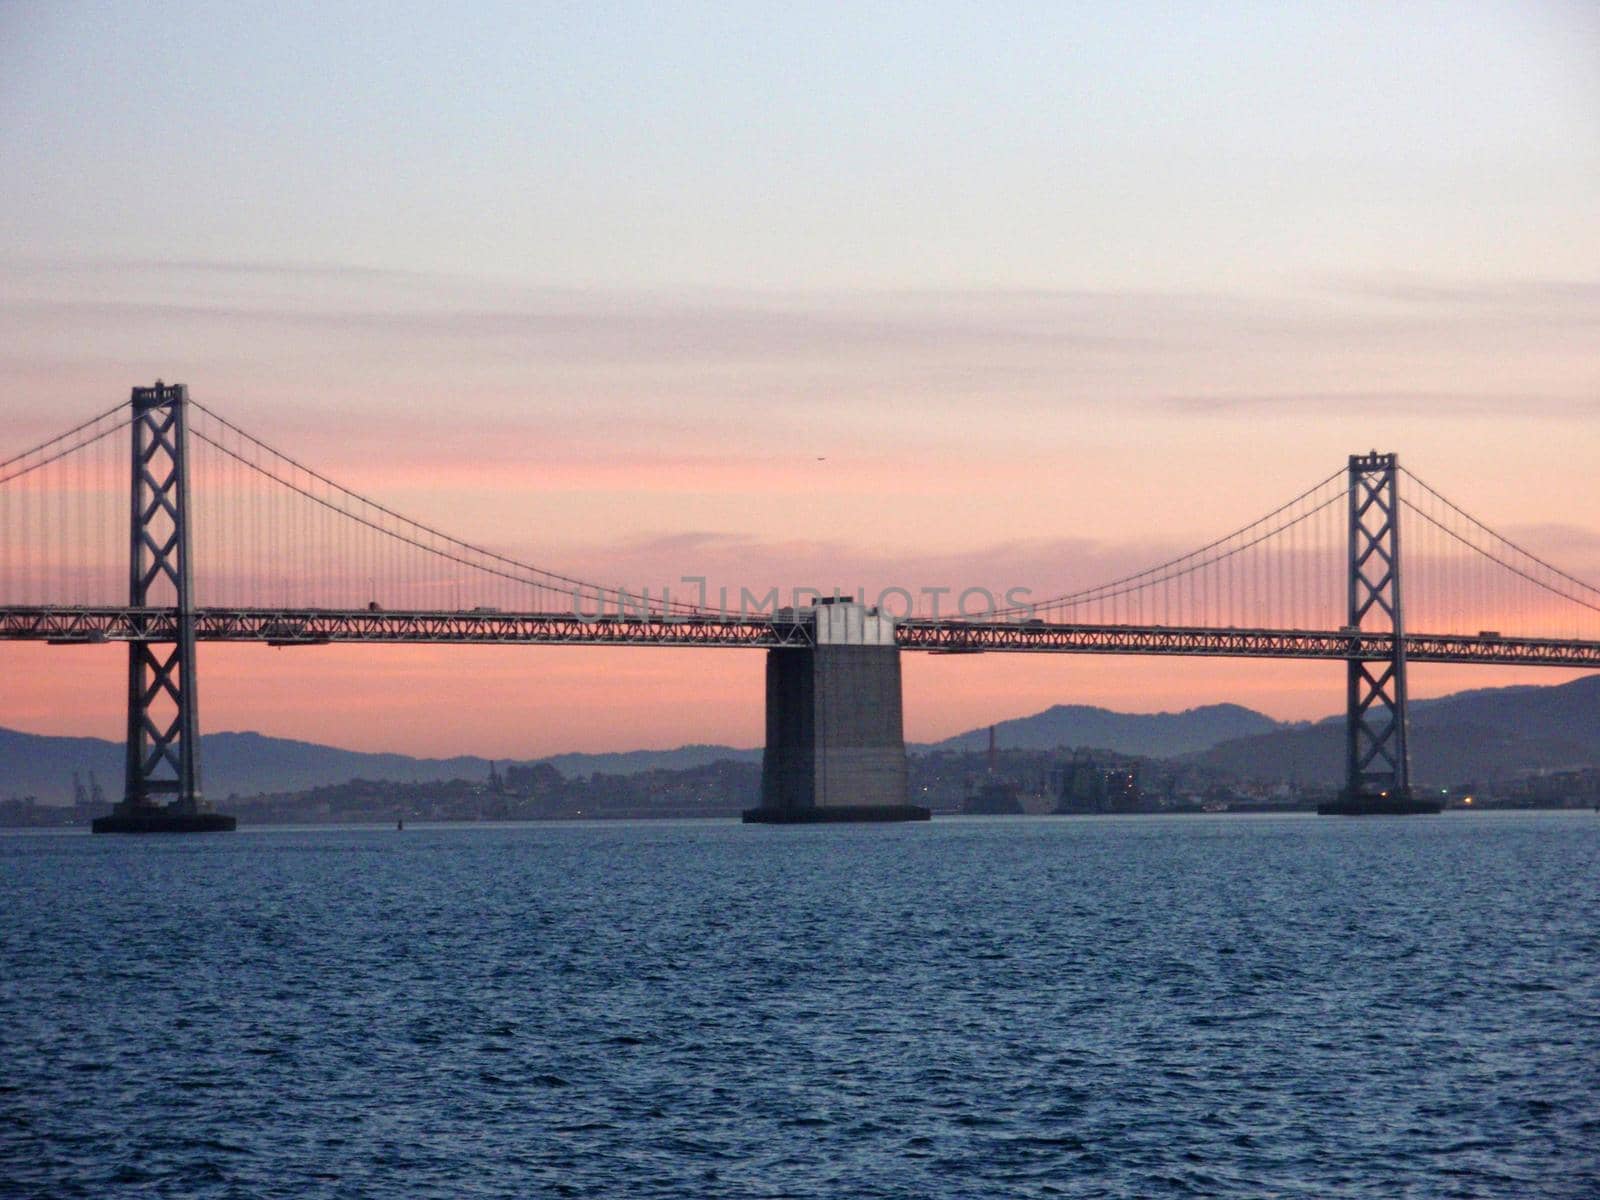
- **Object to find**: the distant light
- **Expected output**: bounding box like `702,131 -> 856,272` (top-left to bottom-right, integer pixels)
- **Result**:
1464,796 -> 1474,805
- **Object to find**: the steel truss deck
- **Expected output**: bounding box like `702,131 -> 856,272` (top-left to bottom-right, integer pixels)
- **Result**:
6,606 -> 1600,667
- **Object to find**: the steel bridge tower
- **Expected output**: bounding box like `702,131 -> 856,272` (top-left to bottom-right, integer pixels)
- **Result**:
1323,451 -> 1436,815
93,383 -> 233,833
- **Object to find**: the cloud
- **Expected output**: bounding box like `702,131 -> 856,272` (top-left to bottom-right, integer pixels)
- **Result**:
5,263 -> 1595,399
1323,274 -> 1600,314
1488,522 -> 1600,579
1157,392 -> 1596,416
4,254 -> 432,282
544,528 -> 1206,614
0,290 -> 1148,364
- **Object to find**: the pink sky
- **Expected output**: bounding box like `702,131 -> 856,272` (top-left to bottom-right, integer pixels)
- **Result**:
7,640 -> 1592,760
2,5 -> 1597,757
4,269 -> 1598,757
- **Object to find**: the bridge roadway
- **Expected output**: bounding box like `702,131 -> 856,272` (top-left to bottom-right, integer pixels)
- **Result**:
6,605 -> 1600,668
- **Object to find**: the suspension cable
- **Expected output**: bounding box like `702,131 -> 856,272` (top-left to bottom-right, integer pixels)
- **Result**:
1402,467 -> 1600,598
191,424 -> 672,611
188,399 -> 703,614
0,400 -> 131,471
0,415 -> 131,488
989,471 -> 1345,618
1402,499 -> 1600,617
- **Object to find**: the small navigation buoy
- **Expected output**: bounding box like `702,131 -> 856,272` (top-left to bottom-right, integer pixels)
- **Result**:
397,818 -> 404,831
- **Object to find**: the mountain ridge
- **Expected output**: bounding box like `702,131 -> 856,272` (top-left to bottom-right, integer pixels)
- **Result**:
0,699 -> 1282,803
1194,674 -> 1600,784
920,702 -> 1285,758
5,676 -> 1596,803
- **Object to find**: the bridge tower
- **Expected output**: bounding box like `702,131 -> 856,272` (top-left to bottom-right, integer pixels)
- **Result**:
93,383 -> 233,833
745,599 -> 928,823
1322,451 -> 1437,816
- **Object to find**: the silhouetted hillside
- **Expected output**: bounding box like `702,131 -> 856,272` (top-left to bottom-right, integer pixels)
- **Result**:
8,675 -> 1598,804
1194,675 -> 1600,785
0,728 -> 499,805
0,729 -> 124,806
921,703 -> 1284,758
0,727 -> 763,805
539,745 -> 760,777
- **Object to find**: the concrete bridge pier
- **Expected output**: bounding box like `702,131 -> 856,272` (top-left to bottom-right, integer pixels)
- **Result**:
744,599 -> 929,823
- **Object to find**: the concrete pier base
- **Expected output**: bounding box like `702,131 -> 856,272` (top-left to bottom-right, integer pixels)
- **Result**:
92,800 -> 236,833
743,804 -> 929,824
1317,791 -> 1441,816
744,600 -> 927,824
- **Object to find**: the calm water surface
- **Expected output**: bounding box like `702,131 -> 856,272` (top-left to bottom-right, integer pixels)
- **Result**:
2,813 -> 1597,1198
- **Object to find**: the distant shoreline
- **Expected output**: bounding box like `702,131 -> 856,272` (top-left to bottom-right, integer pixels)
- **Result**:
5,806 -> 1594,833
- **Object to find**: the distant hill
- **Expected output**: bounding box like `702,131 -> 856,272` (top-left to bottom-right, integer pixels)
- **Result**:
1409,677 -> 1600,742
1194,674 -> 1600,785
538,745 -> 760,777
0,729 -> 127,806
8,675 -> 1599,804
3,700 -> 1281,805
919,703 -> 1285,759
0,728 -> 499,805
0,726 -> 761,805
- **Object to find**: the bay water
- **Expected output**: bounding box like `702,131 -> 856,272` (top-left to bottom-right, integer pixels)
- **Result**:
2,813 -> 1597,1197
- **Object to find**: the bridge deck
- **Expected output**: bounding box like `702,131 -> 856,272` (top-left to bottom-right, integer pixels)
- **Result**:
5,607 -> 1600,667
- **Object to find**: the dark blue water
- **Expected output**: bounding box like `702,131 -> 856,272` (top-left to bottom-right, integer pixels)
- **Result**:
2,814 -> 1597,1198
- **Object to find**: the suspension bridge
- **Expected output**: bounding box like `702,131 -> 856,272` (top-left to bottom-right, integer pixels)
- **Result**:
5,383 -> 1600,827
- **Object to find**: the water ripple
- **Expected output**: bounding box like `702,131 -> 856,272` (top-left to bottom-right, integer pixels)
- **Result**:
2,813 -> 1598,1197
